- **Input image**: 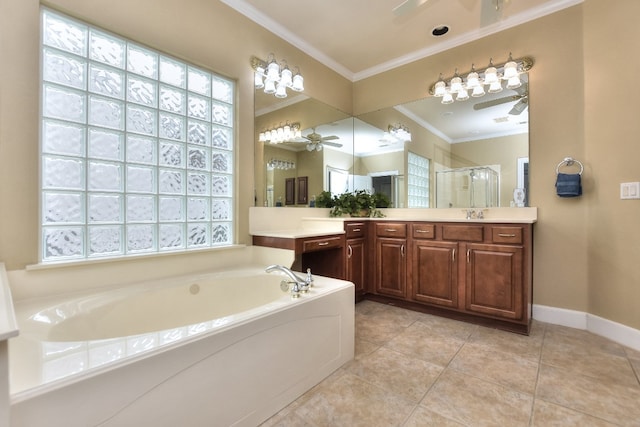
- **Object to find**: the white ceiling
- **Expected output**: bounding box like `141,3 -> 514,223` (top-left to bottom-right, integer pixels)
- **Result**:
236,0 -> 582,152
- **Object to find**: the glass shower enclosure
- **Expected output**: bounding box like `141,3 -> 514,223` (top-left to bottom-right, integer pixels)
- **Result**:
436,166 -> 499,208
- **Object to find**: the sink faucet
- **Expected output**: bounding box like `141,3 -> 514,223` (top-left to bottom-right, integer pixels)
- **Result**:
266,265 -> 313,297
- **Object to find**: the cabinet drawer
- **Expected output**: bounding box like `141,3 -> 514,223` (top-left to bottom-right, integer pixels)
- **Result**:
375,223 -> 407,238
302,236 -> 343,252
491,226 -> 523,244
412,223 -> 435,239
442,225 -> 483,242
345,222 -> 366,239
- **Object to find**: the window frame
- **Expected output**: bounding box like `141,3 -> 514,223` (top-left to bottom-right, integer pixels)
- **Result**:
39,8 -> 236,263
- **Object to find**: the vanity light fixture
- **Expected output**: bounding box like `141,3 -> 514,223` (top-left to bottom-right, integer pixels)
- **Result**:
388,124 -> 412,142
430,54 -> 533,104
267,158 -> 296,170
252,54 -> 304,98
259,122 -> 302,144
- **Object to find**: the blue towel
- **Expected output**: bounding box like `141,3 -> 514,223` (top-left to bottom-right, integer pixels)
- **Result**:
556,173 -> 582,197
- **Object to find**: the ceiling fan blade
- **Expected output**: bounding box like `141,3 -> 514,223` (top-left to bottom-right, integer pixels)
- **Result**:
320,135 -> 339,141
322,141 -> 343,148
473,95 -> 520,110
508,98 -> 528,115
392,0 -> 429,16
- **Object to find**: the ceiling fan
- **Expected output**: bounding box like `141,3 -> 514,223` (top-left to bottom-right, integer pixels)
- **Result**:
300,128 -> 342,151
473,83 -> 528,115
393,0 -> 511,25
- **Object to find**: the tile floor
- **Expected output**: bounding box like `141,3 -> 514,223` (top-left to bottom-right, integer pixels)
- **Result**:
262,300 -> 640,427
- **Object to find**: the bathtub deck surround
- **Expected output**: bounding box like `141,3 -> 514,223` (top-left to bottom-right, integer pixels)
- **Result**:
0,263 -> 19,427
4,246 -> 355,426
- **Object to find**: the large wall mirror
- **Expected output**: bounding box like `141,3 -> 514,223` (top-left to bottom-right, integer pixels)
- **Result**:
255,74 -> 529,208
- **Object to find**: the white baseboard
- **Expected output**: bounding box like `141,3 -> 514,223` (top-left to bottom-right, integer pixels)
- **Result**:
533,304 -> 640,352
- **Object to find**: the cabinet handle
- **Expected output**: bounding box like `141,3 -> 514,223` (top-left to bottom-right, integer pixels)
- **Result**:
347,245 -> 352,258
416,229 -> 430,233
401,244 -> 405,257
385,228 -> 397,232
467,249 -> 471,263
498,233 -> 516,237
452,248 -> 456,262
318,242 -> 329,246
352,228 -> 361,232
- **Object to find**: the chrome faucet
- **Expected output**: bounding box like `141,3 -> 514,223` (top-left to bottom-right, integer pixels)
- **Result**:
266,265 -> 313,297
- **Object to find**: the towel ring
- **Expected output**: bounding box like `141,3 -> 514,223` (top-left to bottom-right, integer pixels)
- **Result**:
555,157 -> 583,175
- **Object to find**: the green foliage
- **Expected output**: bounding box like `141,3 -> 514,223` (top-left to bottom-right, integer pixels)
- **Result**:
328,190 -> 388,217
315,190 -> 335,208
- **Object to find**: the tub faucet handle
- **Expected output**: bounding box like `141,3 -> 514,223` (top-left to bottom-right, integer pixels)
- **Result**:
306,268 -> 314,288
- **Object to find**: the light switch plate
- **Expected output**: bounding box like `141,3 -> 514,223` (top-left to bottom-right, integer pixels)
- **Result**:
620,182 -> 640,199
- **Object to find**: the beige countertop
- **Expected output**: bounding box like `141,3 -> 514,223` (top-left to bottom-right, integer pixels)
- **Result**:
250,207 -> 537,239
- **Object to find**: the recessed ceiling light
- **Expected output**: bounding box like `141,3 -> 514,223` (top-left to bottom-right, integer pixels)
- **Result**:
432,25 -> 449,37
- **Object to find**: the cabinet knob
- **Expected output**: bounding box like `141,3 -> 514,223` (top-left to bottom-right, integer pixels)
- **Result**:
318,242 -> 329,246
353,228 -> 361,232
416,229 -> 430,233
498,233 -> 517,238
347,245 -> 352,258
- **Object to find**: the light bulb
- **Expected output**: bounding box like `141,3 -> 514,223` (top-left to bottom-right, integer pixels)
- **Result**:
434,80 -> 446,97
291,73 -> 304,92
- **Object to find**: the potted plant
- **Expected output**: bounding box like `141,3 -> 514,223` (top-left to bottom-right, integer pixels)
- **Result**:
314,190 -> 335,208
329,190 -> 387,218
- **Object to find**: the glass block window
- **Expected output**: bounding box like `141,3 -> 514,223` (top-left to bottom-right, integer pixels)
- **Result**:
40,8 -> 235,262
407,152 -> 430,208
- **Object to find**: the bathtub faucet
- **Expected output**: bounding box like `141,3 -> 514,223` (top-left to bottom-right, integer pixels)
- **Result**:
266,265 -> 313,297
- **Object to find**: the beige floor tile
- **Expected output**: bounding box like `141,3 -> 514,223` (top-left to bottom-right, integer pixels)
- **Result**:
413,314 -> 478,341
467,324 -> 544,363
541,335 -> 638,387
421,369 -> 533,427
531,399 -> 620,427
355,312 -> 408,345
292,372 -> 416,427
264,302 -> 640,427
346,346 -> 443,403
354,337 -> 380,358
544,324 -> 628,357
402,405 -> 466,427
354,299 -> 381,315
385,321 -> 467,366
449,342 -> 539,394
358,302 -> 425,328
259,410 -> 314,427
536,363 -> 640,425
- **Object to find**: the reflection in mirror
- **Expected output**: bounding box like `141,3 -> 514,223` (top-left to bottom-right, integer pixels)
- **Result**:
356,74 -> 529,208
255,91 -> 353,206
255,75 -> 529,208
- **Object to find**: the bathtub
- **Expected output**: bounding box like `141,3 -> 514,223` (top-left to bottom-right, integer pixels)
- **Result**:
8,267 -> 355,427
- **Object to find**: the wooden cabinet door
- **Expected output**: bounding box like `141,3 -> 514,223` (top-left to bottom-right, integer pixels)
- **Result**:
465,243 -> 524,320
411,240 -> 459,308
285,178 -> 295,205
346,238 -> 366,296
375,237 -> 406,298
297,176 -> 308,205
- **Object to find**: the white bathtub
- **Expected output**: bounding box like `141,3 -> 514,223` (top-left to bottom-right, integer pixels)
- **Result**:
8,267 -> 355,427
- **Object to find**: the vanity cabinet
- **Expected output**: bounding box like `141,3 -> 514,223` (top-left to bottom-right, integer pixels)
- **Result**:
252,233 -> 345,280
344,221 -> 367,300
374,223 -> 407,298
372,221 -> 533,334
